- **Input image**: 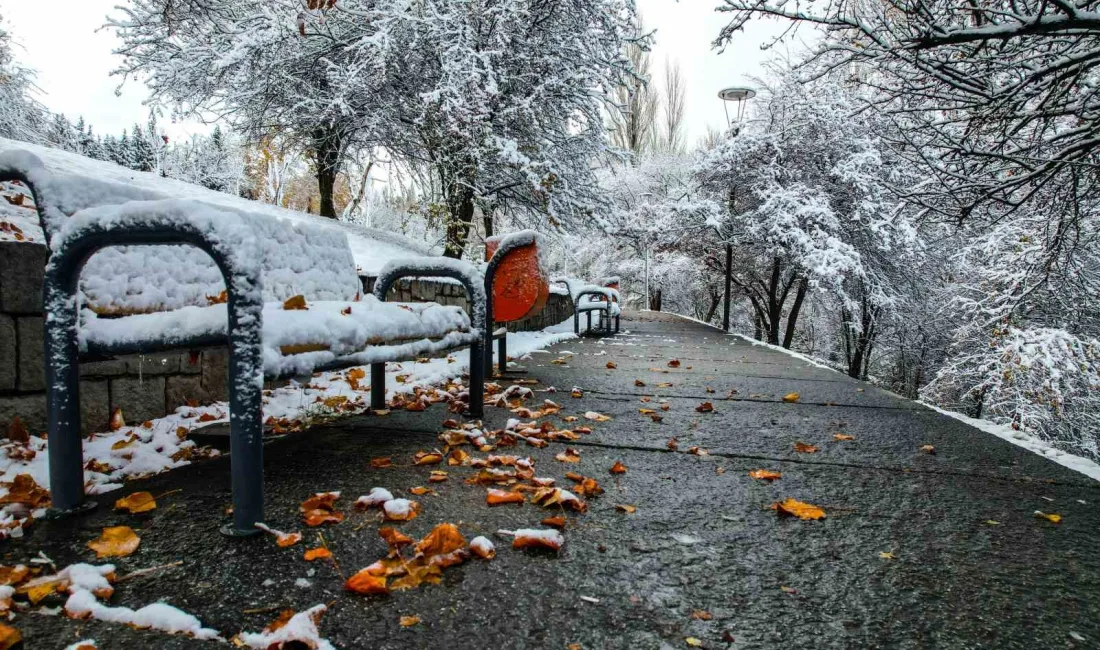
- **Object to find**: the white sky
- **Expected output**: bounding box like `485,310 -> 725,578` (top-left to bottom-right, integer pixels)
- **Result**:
2,0 -> 808,145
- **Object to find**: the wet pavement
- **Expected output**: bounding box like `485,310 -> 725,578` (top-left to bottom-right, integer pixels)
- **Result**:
20,311 -> 1100,649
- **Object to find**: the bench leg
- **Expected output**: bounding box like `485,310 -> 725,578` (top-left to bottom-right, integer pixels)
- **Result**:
43,277 -> 94,516
574,310 -> 579,335
224,293 -> 266,537
586,311 -> 592,333
497,335 -> 507,375
615,315 -> 620,333
468,341 -> 484,418
370,362 -> 387,410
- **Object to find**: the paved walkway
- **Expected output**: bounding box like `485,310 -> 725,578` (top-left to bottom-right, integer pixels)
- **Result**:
26,312 -> 1100,649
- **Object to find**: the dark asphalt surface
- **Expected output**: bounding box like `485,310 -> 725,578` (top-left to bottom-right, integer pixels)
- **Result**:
18,311 -> 1100,649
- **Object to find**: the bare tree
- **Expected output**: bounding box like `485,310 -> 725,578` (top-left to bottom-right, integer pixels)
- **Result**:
660,58 -> 686,153
610,19 -> 659,157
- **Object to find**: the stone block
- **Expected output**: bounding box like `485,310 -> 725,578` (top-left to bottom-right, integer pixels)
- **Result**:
0,314 -> 14,391
0,241 -> 47,314
124,353 -> 181,376
109,376 -> 166,425
0,393 -> 46,437
80,358 -> 128,377
165,375 -> 206,413
200,349 -> 230,401
179,350 -> 203,375
80,379 -> 110,434
16,316 -> 44,391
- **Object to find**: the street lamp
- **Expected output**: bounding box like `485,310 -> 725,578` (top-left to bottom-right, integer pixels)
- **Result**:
717,86 -> 754,332
639,192 -> 654,311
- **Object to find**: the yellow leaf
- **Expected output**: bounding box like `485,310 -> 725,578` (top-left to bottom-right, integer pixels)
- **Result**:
782,392 -> 801,403
0,623 -> 20,650
616,504 -> 636,514
114,491 -> 156,514
879,551 -> 895,560
1034,511 -> 1062,524
773,498 -> 825,521
833,433 -> 854,441
920,444 -> 936,454
283,295 -> 308,310
87,526 -> 141,558
686,638 -> 703,647
400,615 -> 421,627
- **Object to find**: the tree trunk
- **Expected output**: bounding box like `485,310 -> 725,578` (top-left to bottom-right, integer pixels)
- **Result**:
704,290 -> 721,323
312,127 -> 344,219
317,165 -> 337,219
781,277 -> 808,349
444,189 -> 475,259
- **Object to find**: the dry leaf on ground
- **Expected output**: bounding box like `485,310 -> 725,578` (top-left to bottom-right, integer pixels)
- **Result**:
833,433 -> 855,441
400,615 -> 421,627
87,526 -> 141,558
782,392 -> 801,403
610,461 -> 627,475
793,442 -> 818,453
748,469 -> 782,481
773,498 -> 825,521
304,547 -> 332,561
114,491 -> 156,514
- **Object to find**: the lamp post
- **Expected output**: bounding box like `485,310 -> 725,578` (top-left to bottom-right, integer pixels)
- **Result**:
639,192 -> 654,311
717,86 -> 754,332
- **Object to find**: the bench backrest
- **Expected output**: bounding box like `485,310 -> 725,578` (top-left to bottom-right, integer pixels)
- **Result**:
485,231 -> 549,323
0,144 -> 360,314
601,276 -> 620,303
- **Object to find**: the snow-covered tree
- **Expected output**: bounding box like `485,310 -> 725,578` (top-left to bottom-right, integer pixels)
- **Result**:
0,17 -> 46,143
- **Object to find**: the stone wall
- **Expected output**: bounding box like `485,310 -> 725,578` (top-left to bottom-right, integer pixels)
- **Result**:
0,242 -> 572,436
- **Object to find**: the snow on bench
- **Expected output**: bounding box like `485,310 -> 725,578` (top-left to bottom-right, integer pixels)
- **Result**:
0,146 -> 486,538
553,277 -> 621,335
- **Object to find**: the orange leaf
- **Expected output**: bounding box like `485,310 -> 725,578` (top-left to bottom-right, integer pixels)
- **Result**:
486,489 -> 526,506
304,547 -> 332,561
748,469 -> 782,481
695,401 -> 714,413
303,510 -> 344,527
610,461 -> 627,475
782,392 -> 801,403
774,498 -> 825,520
283,295 -> 308,310
114,491 -> 156,513
345,569 -> 389,594
469,536 -> 496,560
0,566 -> 29,587
371,457 -> 393,469
634,379 -> 646,387
833,433 -> 854,441
347,368 -> 366,381
793,442 -> 818,453
616,504 -> 636,514
276,531 -> 303,547
206,290 -> 228,305
0,623 -> 20,650
570,388 -> 583,398
400,615 -> 421,627
383,499 -> 419,521
668,359 -> 681,368
920,444 -> 936,454
409,486 -> 434,496
87,526 -> 141,558
429,470 -> 449,482
541,516 -> 567,529
691,610 -> 713,621
380,527 -> 414,548
666,437 -> 679,451
555,448 -> 581,463
6,417 -> 28,444
413,450 -> 444,465
416,523 -> 467,557
341,306 -> 352,316
606,361 -> 617,369
687,446 -> 709,456
0,474 -> 50,508
109,407 -> 126,431
510,528 -> 564,551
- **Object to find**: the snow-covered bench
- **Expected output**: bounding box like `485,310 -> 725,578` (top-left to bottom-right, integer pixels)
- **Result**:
0,148 -> 485,537
483,230 -> 550,375
555,278 -> 621,336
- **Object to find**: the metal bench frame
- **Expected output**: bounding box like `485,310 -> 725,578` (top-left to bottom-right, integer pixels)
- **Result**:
573,288 -> 621,336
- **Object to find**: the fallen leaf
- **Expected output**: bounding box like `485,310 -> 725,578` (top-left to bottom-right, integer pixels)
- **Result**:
429,470 -> 449,483
114,491 -> 157,514
583,411 -> 611,422
555,448 -> 582,463
0,566 -> 29,587
541,516 -> 567,529
570,388 -> 584,398
606,361 -> 617,369
833,433 -> 854,441
371,457 -> 393,469
748,469 -> 782,481
413,450 -> 444,465
984,520 -> 1001,526
919,444 -> 936,455
87,526 -> 141,558
685,637 -> 703,647
610,461 -> 627,475
109,407 -> 126,431
782,392 -> 801,403
507,528 -> 564,552
616,504 -> 636,514
400,615 -> 421,627
793,442 -> 818,454
6,417 -> 28,444
668,360 -> 681,368
687,446 -> 709,456
1034,511 -> 1062,524
380,527 -> 414,549
0,624 -> 20,650
469,536 -> 496,560
773,498 -> 825,521
383,499 -> 419,522
409,486 -> 434,496
667,437 -> 679,451
341,306 -> 352,316
691,610 -> 713,621
695,401 -> 714,413
304,547 -> 333,561
486,489 -> 525,506
634,379 -> 646,387
276,531 -> 303,547
879,551 -> 895,560
345,569 -> 389,595
656,382 -> 673,388
0,474 -> 50,508
283,295 -> 308,310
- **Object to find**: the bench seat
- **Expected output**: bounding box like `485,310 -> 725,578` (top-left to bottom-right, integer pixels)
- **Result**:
79,296 -> 474,378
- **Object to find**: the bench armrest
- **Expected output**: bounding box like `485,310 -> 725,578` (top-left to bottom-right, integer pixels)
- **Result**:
373,257 -> 487,335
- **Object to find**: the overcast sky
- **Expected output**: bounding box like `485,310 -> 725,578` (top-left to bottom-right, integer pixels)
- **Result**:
2,0 -> 807,145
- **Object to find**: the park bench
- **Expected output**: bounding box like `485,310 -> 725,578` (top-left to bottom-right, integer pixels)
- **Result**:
483,230 -> 550,375
555,277 -> 621,336
0,146 -> 486,537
